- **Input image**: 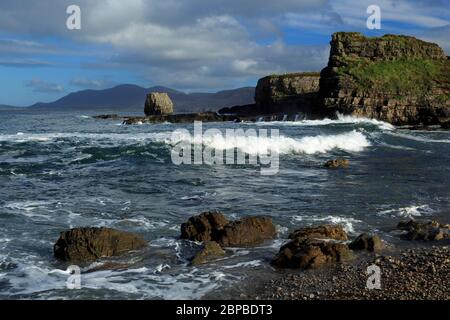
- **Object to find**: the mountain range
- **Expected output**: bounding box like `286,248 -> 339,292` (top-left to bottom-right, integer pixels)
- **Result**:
27,84 -> 255,113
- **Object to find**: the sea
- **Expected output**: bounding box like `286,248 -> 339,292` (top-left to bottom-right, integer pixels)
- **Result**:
0,108 -> 449,299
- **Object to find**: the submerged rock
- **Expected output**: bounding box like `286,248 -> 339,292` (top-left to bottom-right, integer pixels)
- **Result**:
397,219 -> 450,241
324,158 -> 349,168
144,92 -> 174,116
288,224 -> 348,241
191,241 -> 226,265
349,233 -> 384,252
54,227 -> 147,263
180,211 -> 276,247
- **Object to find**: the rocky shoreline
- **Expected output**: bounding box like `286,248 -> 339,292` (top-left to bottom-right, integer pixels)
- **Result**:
242,245 -> 449,300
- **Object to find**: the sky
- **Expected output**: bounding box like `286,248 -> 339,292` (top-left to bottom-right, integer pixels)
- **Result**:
0,0 -> 449,106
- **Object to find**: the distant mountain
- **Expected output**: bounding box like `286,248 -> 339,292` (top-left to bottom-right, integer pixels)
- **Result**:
29,84 -> 255,113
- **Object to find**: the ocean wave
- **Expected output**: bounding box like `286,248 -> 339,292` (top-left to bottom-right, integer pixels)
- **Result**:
168,130 -> 370,155
386,131 -> 450,144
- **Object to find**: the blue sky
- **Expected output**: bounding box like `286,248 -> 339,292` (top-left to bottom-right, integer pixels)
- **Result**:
0,0 -> 449,106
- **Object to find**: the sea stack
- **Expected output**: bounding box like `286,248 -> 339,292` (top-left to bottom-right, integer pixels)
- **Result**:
144,92 -> 174,116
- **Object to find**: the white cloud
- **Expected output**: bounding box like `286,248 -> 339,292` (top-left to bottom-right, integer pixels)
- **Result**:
25,79 -> 65,93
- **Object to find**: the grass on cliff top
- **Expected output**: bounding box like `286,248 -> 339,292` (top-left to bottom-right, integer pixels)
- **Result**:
338,58 -> 447,95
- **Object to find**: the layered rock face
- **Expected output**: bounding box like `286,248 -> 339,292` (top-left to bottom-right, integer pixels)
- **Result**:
320,32 -> 450,125
144,92 -> 174,116
254,72 -> 321,114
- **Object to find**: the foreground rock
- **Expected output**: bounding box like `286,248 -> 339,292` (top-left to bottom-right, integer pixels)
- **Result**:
271,238 -> 353,269
54,227 -> 147,263
320,32 -> 450,125
180,211 -> 276,247
246,246 -> 450,300
349,233 -> 384,252
272,225 -> 351,269
144,92 -> 174,116
397,219 -> 450,241
324,158 -> 349,168
191,241 -> 226,265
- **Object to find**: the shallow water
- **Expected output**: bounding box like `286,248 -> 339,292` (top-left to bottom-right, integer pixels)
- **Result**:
0,109 -> 449,299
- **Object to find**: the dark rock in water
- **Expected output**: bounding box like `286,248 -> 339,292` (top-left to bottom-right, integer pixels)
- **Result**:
54,227 -> 147,263
442,121 -> 450,129
181,211 -> 229,243
324,158 -> 349,168
271,238 -> 352,269
190,241 -> 226,265
144,92 -> 174,116
349,233 -> 383,252
397,219 -> 450,241
123,112 -> 242,124
288,224 -> 348,241
92,114 -> 120,119
319,32 -> 450,126
180,212 -> 276,247
218,216 -> 277,247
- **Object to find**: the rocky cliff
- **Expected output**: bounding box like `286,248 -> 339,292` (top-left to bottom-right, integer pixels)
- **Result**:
254,72 -> 321,114
320,32 -> 450,125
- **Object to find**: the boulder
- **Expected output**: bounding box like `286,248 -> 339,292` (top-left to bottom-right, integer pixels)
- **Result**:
349,233 -> 384,252
288,224 -> 348,241
144,92 -> 174,116
324,158 -> 349,168
218,216 -> 277,247
180,211 -> 229,242
180,212 -> 277,247
54,227 -> 147,263
191,241 -> 226,265
271,238 -> 352,269
397,219 -> 450,241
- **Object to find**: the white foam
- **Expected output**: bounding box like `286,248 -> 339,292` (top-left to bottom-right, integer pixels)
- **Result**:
292,215 -> 362,234
378,204 -> 434,218
252,114 -> 395,131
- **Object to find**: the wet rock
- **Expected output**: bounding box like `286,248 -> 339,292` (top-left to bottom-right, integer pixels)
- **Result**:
54,227 -> 147,263
191,241 -> 226,265
180,211 -> 229,242
349,233 -> 384,252
92,114 -> 119,120
324,158 -> 349,168
180,212 -> 276,247
144,92 -> 174,116
271,238 -> 353,269
397,219 -> 449,241
288,224 -> 348,241
218,216 -> 277,247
